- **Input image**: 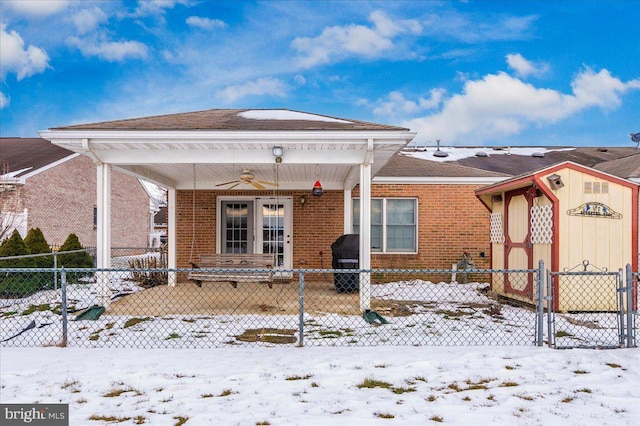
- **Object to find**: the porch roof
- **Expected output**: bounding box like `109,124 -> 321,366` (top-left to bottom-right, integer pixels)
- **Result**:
39,109 -> 416,190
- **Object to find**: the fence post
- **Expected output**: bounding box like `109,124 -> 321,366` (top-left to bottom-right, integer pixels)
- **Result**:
60,268 -> 68,347
617,268 -> 626,348
536,260 -> 544,346
53,253 -> 58,291
298,270 -> 305,347
546,269 -> 554,348
626,264 -> 635,348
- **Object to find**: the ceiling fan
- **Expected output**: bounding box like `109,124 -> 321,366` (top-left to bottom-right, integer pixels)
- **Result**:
215,169 -> 277,190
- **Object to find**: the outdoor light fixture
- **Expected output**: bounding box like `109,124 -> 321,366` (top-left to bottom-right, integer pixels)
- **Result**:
272,146 -> 283,163
547,173 -> 564,190
312,180 -> 323,197
300,195 -> 307,208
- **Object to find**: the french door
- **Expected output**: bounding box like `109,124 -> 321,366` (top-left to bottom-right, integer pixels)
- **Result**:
219,197 -> 292,271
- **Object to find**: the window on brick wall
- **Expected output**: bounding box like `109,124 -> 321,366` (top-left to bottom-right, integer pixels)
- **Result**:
353,198 -> 417,253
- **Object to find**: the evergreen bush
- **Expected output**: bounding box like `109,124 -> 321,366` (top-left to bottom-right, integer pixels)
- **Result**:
0,230 -> 43,297
24,228 -> 53,268
58,233 -> 94,282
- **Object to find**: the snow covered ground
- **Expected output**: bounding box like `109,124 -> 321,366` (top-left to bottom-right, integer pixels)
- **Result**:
1,346 -> 638,425
1,271 -> 638,425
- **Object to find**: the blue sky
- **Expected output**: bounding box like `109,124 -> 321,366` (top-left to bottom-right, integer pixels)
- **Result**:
1,0 -> 639,147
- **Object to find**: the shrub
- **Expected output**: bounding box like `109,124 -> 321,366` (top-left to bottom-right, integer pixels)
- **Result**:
0,230 -> 45,297
24,228 -> 53,268
58,233 -> 94,282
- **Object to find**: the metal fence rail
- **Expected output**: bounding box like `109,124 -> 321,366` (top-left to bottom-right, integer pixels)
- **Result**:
0,263 -> 636,349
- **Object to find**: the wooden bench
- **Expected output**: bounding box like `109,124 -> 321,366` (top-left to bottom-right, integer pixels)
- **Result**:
188,253 -> 275,288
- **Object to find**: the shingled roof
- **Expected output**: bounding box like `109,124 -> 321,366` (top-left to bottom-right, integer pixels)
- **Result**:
384,146 -> 640,180
0,138 -> 75,178
51,108 -> 407,132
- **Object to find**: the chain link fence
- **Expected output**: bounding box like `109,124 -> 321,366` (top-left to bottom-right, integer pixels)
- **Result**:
1,260 -> 636,349
629,265 -> 639,348
547,268 -> 626,349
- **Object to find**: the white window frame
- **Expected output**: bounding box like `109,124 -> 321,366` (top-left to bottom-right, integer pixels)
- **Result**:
353,197 -> 418,254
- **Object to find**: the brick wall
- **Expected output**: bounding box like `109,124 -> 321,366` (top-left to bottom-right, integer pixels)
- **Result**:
359,184 -> 491,270
23,155 -> 149,248
175,184 -> 490,270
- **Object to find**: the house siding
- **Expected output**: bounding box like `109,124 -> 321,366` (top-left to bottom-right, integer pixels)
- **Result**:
22,155 -> 149,247
176,184 -> 490,271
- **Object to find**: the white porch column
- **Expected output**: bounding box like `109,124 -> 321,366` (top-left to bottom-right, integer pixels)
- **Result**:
359,162 -> 372,311
167,188 -> 177,286
343,189 -> 352,234
96,163 -> 112,306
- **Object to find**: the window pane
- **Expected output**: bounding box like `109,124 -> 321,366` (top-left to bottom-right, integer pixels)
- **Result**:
353,199 -> 360,226
371,225 -> 382,251
371,199 -> 382,225
387,225 -> 416,251
387,199 -> 415,225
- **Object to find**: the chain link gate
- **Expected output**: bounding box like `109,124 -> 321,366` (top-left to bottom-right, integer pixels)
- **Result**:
546,262 -> 627,349
628,264 -> 639,348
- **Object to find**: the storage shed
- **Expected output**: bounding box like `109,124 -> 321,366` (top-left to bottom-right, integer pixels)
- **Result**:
475,161 -> 639,311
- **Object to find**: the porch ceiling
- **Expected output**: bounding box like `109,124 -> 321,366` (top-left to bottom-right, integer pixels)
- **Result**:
39,130 -> 415,190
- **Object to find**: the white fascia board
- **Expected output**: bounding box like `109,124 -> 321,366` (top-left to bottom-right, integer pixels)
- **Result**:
19,153 -> 80,180
372,176 -> 507,185
39,129 -> 416,144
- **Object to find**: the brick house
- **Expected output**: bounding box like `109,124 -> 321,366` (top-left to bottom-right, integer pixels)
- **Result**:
38,109 -> 640,285
0,137 -> 151,248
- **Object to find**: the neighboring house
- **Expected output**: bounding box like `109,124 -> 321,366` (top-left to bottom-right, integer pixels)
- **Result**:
153,206 -> 168,245
0,137 -> 151,248
381,146 -> 640,272
38,109 -> 640,280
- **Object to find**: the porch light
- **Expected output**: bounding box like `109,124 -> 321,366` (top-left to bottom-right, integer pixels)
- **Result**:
312,180 -> 323,197
272,146 -> 283,163
300,195 -> 307,208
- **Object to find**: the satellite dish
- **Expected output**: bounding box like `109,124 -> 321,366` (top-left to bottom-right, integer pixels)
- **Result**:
631,132 -> 640,148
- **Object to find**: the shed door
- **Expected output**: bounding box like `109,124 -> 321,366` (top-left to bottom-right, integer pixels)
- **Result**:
504,187 -> 535,298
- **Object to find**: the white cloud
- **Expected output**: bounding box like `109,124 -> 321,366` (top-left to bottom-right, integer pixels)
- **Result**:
186,16 -> 226,30
292,10 -> 421,68
400,68 -> 640,144
0,24 -> 50,80
506,53 -> 547,77
2,0 -> 70,16
422,13 -> 537,43
70,7 -> 108,35
131,0 -> 190,17
216,78 -> 288,103
372,89 -> 446,118
67,36 -> 148,62
0,92 -> 9,109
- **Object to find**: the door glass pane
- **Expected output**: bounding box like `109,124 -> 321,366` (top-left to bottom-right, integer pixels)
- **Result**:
223,203 -> 250,253
262,203 -> 284,266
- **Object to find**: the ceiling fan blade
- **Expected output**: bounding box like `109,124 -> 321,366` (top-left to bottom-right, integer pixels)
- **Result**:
255,180 -> 277,186
228,182 -> 241,189
251,181 -> 266,190
216,180 -> 241,187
